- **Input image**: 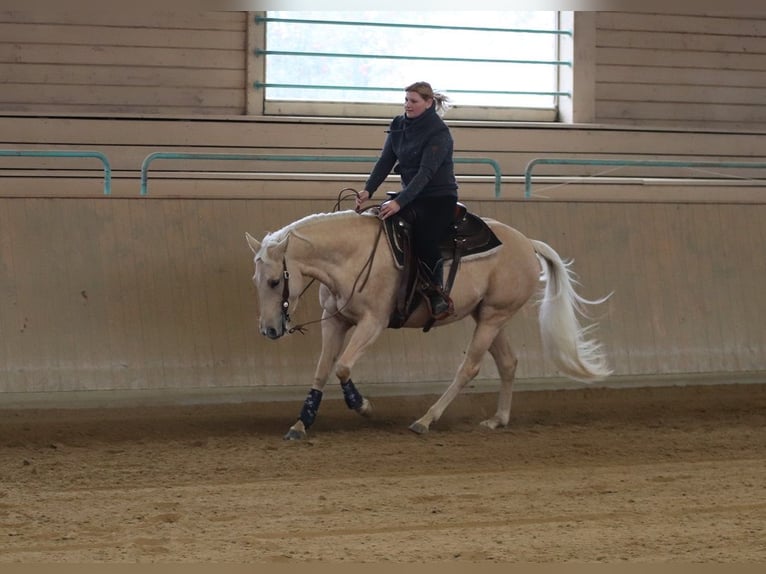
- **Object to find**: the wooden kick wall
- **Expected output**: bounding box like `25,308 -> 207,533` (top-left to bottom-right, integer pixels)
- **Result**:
1,196 -> 764,402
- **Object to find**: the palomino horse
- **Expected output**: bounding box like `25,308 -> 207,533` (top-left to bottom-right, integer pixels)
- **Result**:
246,209 -> 611,440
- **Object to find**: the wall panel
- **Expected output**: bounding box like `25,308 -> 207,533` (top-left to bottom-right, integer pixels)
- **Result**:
595,12 -> 766,130
2,115 -> 765,203
1,196 -> 764,405
0,12 -> 246,115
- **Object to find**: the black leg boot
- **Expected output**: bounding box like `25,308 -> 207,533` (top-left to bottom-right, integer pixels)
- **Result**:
422,259 -> 452,319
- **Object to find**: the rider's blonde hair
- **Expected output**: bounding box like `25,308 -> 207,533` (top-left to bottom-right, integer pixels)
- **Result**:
405,81 -> 451,117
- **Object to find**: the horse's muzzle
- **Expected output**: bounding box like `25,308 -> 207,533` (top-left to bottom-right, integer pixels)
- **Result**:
262,326 -> 283,340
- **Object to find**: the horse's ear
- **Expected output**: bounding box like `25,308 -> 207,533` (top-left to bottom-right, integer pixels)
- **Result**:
245,232 -> 261,254
264,234 -> 289,261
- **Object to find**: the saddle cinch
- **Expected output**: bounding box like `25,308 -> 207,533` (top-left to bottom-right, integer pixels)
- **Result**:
382,192 -> 503,332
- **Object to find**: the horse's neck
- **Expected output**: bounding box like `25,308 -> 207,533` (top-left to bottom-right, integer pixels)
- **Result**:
289,214 -> 380,286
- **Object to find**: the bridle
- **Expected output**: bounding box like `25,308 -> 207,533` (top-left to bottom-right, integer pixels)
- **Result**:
277,187 -> 384,335
279,257 -> 293,331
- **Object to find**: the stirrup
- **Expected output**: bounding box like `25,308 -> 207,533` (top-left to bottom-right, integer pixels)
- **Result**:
427,292 -> 453,320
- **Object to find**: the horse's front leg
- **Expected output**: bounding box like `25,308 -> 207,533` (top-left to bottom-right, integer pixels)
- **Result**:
333,315 -> 385,419
284,309 -> 351,440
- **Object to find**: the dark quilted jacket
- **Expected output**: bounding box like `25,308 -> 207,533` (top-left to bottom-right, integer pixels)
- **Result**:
364,105 -> 458,208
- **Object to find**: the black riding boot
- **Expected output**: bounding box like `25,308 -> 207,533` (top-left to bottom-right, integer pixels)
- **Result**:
422,259 -> 452,319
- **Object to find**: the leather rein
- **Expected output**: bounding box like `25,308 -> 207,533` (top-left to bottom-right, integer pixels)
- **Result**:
281,187 -> 383,335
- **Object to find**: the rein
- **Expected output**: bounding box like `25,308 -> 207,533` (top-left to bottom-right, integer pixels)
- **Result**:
283,187 -> 385,335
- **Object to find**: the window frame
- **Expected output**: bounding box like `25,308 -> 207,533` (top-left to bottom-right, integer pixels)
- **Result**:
248,11 -> 571,123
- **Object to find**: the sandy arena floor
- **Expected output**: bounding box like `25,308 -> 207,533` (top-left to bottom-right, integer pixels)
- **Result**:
0,383 -> 764,563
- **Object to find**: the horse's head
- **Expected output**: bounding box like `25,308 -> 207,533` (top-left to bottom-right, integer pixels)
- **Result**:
245,231 -> 303,340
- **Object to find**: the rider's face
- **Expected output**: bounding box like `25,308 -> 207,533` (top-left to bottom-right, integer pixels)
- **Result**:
404,91 -> 432,119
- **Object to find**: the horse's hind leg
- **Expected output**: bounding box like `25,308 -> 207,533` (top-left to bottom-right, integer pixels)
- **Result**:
480,328 -> 517,430
409,319 -> 501,434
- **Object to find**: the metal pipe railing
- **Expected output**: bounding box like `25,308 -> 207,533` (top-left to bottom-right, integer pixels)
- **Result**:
0,149 -> 112,195
524,157 -> 766,198
254,49 -> 570,69
253,82 -> 570,98
255,15 -> 571,36
139,152 -> 502,197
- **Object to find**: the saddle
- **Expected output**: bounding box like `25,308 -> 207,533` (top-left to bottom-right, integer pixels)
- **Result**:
381,193 -> 503,331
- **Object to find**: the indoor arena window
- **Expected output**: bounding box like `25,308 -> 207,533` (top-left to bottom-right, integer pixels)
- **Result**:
254,11 -> 567,122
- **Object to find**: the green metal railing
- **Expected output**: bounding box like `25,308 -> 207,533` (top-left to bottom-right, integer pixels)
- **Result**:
139,152 -> 502,197
255,15 -> 572,37
254,49 -> 570,69
524,157 -> 766,198
0,149 -> 112,195
253,82 -> 570,99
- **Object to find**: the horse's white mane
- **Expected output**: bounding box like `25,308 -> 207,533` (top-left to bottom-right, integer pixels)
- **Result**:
260,210 -> 364,260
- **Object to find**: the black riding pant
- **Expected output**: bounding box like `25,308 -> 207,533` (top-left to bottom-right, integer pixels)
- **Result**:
402,195 -> 457,272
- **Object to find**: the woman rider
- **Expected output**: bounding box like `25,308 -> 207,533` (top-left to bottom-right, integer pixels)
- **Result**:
355,81 -> 458,320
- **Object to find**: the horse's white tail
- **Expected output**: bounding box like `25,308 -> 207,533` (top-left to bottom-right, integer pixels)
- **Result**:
531,239 -> 612,382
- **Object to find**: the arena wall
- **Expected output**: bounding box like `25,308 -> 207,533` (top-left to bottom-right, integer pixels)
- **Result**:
1,192 -> 764,406
1,10 -> 765,406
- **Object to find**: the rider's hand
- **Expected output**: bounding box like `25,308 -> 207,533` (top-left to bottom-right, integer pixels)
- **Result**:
355,190 -> 371,211
378,199 -> 401,220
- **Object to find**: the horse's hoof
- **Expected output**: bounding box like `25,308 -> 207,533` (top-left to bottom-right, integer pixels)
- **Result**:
479,418 -> 502,430
409,421 -> 429,435
283,428 -> 307,441
356,398 -> 373,418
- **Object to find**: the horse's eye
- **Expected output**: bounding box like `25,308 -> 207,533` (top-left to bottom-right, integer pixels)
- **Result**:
267,278 -> 280,289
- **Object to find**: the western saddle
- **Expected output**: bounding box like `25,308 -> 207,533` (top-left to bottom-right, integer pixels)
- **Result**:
381,193 -> 503,332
